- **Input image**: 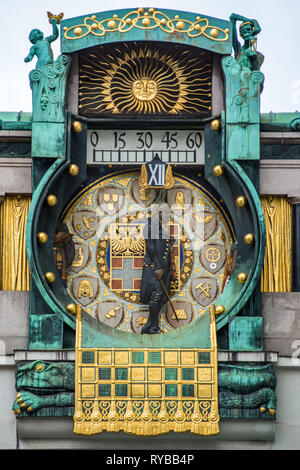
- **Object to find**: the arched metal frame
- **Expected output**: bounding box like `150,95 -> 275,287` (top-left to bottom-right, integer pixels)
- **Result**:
26,9 -> 265,340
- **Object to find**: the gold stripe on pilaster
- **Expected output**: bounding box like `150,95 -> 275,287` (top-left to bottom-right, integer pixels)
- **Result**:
260,196 -> 292,292
0,195 -> 31,290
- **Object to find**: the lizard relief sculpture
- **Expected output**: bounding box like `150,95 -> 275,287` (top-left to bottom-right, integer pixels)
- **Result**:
12,361 -> 276,419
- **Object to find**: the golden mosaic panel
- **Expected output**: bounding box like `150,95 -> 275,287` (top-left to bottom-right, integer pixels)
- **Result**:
74,306 -> 219,436
81,384 -> 95,398
148,384 -> 162,398
131,368 -> 145,381
198,384 -> 212,398
164,351 -> 178,365
98,351 -> 112,364
181,351 -> 196,365
148,367 -> 162,381
115,350 -> 129,365
198,368 -> 212,381
132,384 -> 145,398
81,368 -> 96,381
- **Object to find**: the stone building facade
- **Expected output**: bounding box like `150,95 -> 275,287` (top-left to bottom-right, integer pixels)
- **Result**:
1,9 -> 300,450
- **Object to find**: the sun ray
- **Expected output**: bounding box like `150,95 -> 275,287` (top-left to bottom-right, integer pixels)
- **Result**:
79,42 -> 212,116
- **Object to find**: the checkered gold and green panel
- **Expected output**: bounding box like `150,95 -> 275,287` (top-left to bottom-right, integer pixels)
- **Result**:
74,346 -> 219,436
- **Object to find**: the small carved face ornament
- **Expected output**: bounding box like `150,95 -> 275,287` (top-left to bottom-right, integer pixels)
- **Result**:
132,78 -> 158,101
78,280 -> 94,298
40,95 -> 49,111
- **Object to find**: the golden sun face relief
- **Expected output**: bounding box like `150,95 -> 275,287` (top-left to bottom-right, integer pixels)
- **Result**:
79,42 -> 212,116
131,78 -> 158,102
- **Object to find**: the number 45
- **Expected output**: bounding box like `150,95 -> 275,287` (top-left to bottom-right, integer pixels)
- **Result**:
161,132 -> 178,149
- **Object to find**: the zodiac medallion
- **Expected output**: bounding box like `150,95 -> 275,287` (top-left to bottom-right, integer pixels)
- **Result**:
130,309 -> 151,333
167,186 -> 193,216
131,179 -> 157,207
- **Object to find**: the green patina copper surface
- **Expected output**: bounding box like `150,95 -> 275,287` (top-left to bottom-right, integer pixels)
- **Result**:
26,115 -> 87,349
25,17 -> 59,70
229,317 -> 263,351
60,8 -> 232,55
204,118 -> 266,348
0,112 -> 32,131
81,309 -> 212,349
260,112 -> 300,124
222,55 -> 264,161
16,9 -> 277,426
24,10 -> 266,353
29,54 -> 71,124
230,13 -> 264,71
12,360 -> 276,419
24,15 -> 71,158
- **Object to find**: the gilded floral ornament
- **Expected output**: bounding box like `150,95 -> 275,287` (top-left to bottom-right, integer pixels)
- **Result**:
63,8 -> 230,41
29,53 -> 71,122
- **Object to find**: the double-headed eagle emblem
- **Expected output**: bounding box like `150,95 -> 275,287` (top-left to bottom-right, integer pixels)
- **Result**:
111,225 -> 145,257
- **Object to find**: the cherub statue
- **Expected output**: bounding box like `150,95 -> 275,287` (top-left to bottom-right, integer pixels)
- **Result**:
24,12 -> 63,70
230,13 -> 264,71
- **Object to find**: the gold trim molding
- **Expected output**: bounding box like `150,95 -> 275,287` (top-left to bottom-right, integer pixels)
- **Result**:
0,195 -> 31,290
64,8 -> 230,42
261,196 -> 292,292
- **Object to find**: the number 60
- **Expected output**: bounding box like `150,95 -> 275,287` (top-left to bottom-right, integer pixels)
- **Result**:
186,132 -> 202,149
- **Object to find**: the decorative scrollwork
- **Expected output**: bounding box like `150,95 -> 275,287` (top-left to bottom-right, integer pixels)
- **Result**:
82,401 -> 94,420
199,401 -> 210,421
183,400 -> 194,419
74,410 -> 85,423
64,8 -> 230,42
149,401 -> 161,419
29,69 -> 42,82
91,410 -> 102,422
116,401 -> 127,420
99,401 -> 110,419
